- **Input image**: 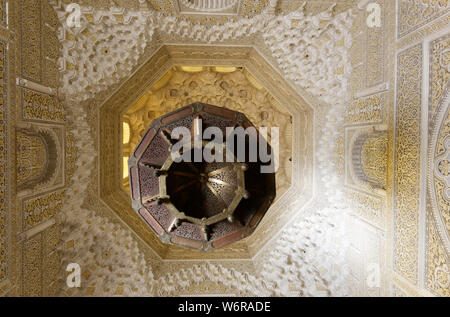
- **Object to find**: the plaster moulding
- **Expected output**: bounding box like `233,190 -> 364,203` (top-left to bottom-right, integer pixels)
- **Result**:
99,45 -> 314,260
51,2 -> 355,108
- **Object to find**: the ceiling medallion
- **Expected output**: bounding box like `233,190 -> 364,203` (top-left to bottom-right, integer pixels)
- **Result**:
128,103 -> 276,251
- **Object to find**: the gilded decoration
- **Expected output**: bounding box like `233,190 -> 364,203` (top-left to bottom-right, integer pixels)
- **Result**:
345,95 -> 384,125
22,89 -> 65,123
344,188 -> 383,227
278,0 -> 356,15
348,0 -> 387,96
0,0 -> 67,297
20,0 -> 41,82
349,8 -> 365,96
16,126 -> 62,191
344,127 -> 386,228
58,0 -> 143,11
22,234 -> 42,296
426,213 -> 450,296
4,0 -> 450,297
42,223 -> 62,296
430,36 -> 450,115
394,44 -> 423,284
65,131 -> 77,184
0,39 -> 6,282
20,0 -> 62,87
16,131 -> 47,188
361,134 -> 388,190
0,0 -> 6,28
22,190 -> 65,231
340,0 -> 389,237
426,33 -> 450,296
397,0 -> 450,39
21,223 -> 62,297
366,0 -> 385,87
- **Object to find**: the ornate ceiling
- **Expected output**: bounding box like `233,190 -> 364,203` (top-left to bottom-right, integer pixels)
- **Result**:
0,0 -> 449,297
121,66 -> 293,197
98,45 -> 313,260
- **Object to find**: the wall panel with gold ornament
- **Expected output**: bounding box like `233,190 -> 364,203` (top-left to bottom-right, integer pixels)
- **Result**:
397,0 -> 450,40
0,0 -> 69,297
335,0 -> 394,296
394,43 -> 423,286
16,125 -> 64,193
19,0 -> 61,88
388,1 -> 450,297
21,221 -> 62,297
424,30 -> 450,297
0,35 -> 8,294
0,0 -> 21,296
366,0 -> 386,88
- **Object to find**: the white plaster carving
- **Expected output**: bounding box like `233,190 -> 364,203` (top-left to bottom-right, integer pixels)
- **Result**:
58,93 -> 353,296
51,2 -> 355,106
52,2 -> 360,297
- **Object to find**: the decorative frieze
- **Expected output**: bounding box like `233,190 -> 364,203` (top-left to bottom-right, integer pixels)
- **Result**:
345,94 -> 384,125
22,190 -> 65,231
397,0 -> 450,39
426,32 -> 450,297
22,234 -> 42,297
0,39 -> 6,283
394,44 -> 423,284
21,88 -> 64,123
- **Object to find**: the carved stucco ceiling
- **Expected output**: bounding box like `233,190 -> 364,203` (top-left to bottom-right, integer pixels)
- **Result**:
47,0 -> 358,291
17,0 -> 418,298
98,45 -> 314,260
47,0 -> 357,261
121,66 -> 293,199
51,0 -> 355,107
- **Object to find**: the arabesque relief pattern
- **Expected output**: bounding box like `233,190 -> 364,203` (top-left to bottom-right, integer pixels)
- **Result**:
390,0 -> 450,296
426,33 -> 450,297
0,39 -> 7,284
397,0 -> 449,39
0,0 -> 75,296
16,131 -> 47,188
394,43 -> 423,285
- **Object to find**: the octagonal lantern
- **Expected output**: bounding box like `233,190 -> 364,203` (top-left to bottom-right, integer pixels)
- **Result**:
128,103 -> 276,251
